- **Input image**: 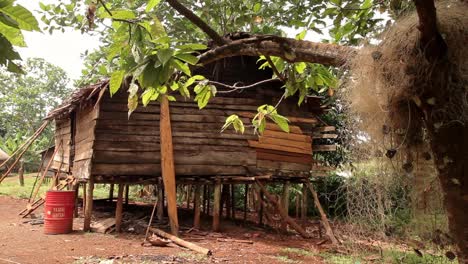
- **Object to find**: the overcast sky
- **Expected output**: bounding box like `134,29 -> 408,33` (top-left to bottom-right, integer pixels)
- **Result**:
16,0 -> 101,83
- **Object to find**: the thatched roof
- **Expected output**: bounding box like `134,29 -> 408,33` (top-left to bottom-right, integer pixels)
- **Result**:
0,148 -> 10,161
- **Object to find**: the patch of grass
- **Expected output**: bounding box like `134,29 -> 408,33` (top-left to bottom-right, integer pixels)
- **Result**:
0,173 -> 49,199
273,255 -> 299,263
383,249 -> 457,264
177,252 -> 208,262
318,252 -> 362,264
281,247 -> 314,256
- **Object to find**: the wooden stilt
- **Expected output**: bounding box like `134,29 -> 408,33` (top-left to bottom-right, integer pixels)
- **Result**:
225,184 -> 231,219
243,184 -> 248,222
207,186 -> 211,216
295,193 -> 300,218
258,189 -> 264,225
83,177 -> 94,232
115,183 -> 124,233
193,185 -> 201,229
186,184 -> 191,209
281,181 -> 290,230
18,161 -> 24,186
157,182 -> 164,221
231,184 -> 235,220
125,184 -> 130,206
82,183 -> 87,211
109,184 -> 114,202
159,95 -> 179,235
74,182 -> 79,218
305,181 -> 340,245
202,185 -> 207,214
255,181 -> 310,238
212,181 -> 221,232
301,184 -> 308,221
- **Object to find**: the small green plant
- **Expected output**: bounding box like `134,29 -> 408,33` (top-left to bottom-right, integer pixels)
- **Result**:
281,247 -> 314,257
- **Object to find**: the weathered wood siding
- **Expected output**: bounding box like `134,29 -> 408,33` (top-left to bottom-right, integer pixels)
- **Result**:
72,103 -> 99,180
51,118 -> 71,172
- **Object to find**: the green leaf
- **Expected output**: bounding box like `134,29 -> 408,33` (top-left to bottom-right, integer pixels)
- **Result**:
221,114 -> 244,133
194,84 -> 211,109
145,0 -> 161,12
269,114 -> 289,132
172,59 -> 191,76
109,70 -> 125,96
253,3 -> 261,13
157,48 -> 174,65
184,75 -> 205,88
174,53 -> 199,65
0,21 -> 25,46
175,43 -> 207,50
294,62 -> 307,74
0,4 -> 40,31
127,94 -> 138,118
141,87 -> 160,106
295,29 -> 307,40
99,9 -> 136,20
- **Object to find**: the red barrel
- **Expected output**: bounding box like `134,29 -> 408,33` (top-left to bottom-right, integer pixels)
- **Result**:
44,190 -> 75,234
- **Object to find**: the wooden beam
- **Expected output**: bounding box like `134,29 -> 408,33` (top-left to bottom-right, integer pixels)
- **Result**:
125,184 -> 130,206
243,184 -> 248,222
83,177 -> 94,232
305,181 -> 340,245
301,184 -> 308,221
149,227 -> 212,255
193,185 -> 201,229
212,180 -> 221,232
231,184 -> 235,220
115,183 -> 124,233
255,181 -> 310,238
159,95 -> 179,235
312,145 -> 337,152
108,184 -> 114,202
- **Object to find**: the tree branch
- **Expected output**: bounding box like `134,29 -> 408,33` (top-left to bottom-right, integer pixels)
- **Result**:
198,35 -> 354,67
166,0 -> 227,46
200,78 -> 282,94
413,0 -> 447,61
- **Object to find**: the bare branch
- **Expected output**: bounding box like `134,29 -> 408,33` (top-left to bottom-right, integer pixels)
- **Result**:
265,56 -> 286,82
166,0 -> 228,46
201,78 -> 282,94
198,35 -> 354,67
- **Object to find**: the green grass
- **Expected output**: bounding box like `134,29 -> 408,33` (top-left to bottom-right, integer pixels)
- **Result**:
0,174 -> 149,202
272,255 -> 299,263
0,173 -> 49,199
281,248 -> 315,257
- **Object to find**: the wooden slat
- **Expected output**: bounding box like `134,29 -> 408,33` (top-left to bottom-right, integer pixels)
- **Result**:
257,149 -> 313,164
312,133 -> 338,139
257,160 -> 312,171
258,137 -> 312,151
312,126 -> 335,132
94,140 -> 160,152
265,123 -> 303,134
92,163 -> 161,175
173,137 -> 249,147
248,140 -> 312,155
95,133 -> 159,142
263,130 -> 311,143
238,112 -> 317,124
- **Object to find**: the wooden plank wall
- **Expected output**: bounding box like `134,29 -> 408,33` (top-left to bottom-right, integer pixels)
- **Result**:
51,118 -> 71,172
72,103 -> 99,179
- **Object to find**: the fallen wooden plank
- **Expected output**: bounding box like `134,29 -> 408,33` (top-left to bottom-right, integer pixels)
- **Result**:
312,126 -> 335,132
149,227 -> 212,255
91,218 -> 116,233
216,238 -> 254,244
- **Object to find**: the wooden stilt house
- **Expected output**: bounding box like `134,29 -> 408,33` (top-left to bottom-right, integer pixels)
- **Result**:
44,54 -> 338,235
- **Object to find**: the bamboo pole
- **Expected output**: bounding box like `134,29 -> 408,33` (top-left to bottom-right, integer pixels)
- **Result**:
255,181 -> 310,238
159,95 -> 179,235
281,181 -> 290,230
193,185 -> 201,229
0,121 -> 49,184
305,181 -> 340,245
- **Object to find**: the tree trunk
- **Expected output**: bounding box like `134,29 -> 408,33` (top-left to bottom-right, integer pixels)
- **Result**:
18,161 -> 24,187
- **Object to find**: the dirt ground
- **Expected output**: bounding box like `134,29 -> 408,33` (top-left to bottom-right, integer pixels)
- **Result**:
0,195 -> 328,264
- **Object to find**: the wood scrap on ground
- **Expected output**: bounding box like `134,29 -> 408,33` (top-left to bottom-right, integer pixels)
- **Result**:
149,227 -> 212,255
90,217 -> 116,233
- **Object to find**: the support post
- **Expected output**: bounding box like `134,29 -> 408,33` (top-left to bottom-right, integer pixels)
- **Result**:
212,180 -> 221,232
281,181 -> 290,230
18,160 -> 24,186
207,186 -> 211,216
73,182 -> 79,217
202,185 -> 207,214
193,185 -> 201,229
109,184 -> 114,202
159,95 -> 179,235
125,184 -> 130,206
305,181 -> 340,245
258,189 -> 264,225
243,184 -> 248,222
157,181 -> 164,221
83,177 -> 94,232
115,183 -> 124,233
231,184 -> 235,220
301,183 -> 308,221
186,184 -> 191,209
